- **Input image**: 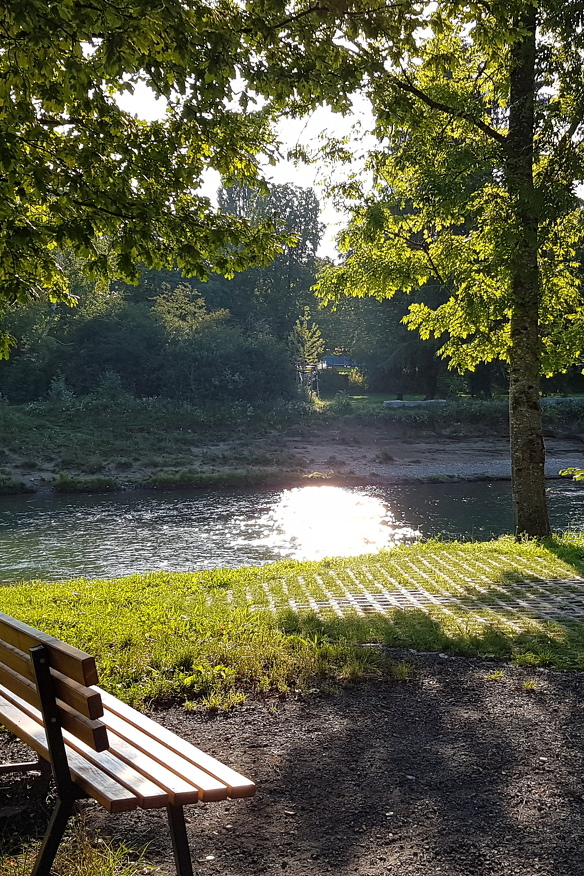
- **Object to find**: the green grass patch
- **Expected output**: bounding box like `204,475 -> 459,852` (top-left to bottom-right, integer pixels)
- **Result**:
2,536 -> 584,710
0,476 -> 32,495
54,472 -> 119,493
142,468 -> 301,490
0,820 -> 150,876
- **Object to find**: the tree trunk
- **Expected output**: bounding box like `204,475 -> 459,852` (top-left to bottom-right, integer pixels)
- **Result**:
506,8 -> 550,537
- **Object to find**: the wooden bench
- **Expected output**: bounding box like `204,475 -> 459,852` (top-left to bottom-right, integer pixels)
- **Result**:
0,612 -> 255,876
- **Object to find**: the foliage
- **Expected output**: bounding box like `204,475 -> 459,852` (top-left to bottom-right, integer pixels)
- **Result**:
151,283 -> 228,341
560,467 -> 584,482
241,0 -> 584,534
0,276 -> 296,405
288,309 -> 325,369
218,184 -> 324,338
305,6 -> 584,374
318,369 -> 350,396
0,0 -> 295,361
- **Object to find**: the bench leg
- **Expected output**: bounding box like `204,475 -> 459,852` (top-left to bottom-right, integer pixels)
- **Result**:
30,798 -> 74,876
167,804 -> 194,876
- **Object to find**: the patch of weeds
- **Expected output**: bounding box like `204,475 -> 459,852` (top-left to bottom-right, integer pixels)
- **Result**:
113,459 -> 133,471
143,468 -> 298,490
0,476 -> 33,495
486,669 -> 505,680
18,458 -> 39,471
54,821 -> 150,876
374,451 -> 395,463
390,661 -> 414,681
54,472 -> 118,493
79,459 -> 107,475
0,819 -> 150,876
523,679 -> 537,691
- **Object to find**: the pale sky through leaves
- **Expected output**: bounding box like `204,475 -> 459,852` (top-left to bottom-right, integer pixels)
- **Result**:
116,81 -> 371,260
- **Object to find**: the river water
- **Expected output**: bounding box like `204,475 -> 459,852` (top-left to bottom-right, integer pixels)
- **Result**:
1,480 -> 583,583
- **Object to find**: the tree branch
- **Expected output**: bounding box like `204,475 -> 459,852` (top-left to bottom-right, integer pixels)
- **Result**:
388,73 -> 507,145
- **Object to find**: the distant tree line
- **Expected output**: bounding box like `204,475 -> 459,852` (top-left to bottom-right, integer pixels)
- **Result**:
3,180 -> 581,407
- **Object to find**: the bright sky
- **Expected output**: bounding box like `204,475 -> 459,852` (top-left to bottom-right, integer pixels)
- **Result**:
116,83 -> 370,260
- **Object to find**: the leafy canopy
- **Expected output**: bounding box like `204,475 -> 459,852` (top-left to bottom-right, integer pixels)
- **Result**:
0,0 -> 284,356
240,0 -> 584,374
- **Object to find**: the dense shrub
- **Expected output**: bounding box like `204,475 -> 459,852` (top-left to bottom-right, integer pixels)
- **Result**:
0,311 -> 295,406
318,368 -> 350,396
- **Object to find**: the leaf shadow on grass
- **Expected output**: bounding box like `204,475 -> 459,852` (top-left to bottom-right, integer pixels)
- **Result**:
83,608 -> 584,876
278,598 -> 584,671
542,536 -> 584,577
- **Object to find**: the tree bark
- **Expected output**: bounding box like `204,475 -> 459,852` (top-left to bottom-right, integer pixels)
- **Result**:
506,8 -> 550,537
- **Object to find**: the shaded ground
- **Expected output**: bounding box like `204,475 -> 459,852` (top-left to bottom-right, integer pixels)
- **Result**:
3,653 -> 584,875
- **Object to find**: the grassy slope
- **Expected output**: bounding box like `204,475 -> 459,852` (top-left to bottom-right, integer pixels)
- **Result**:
2,536 -> 584,709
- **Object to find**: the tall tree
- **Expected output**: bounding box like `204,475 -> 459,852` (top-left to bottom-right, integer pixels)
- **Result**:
242,0 -> 584,536
0,0 -> 281,357
218,183 -> 324,337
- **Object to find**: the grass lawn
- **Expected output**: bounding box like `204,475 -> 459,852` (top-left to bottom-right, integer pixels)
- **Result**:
2,536 -> 584,710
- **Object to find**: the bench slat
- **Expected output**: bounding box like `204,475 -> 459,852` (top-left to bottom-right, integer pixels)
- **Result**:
64,736 -> 170,810
104,731 -> 203,806
0,686 -> 170,809
0,666 -> 108,751
0,640 -> 103,719
0,613 -> 98,686
96,687 -> 256,798
0,693 -> 137,813
103,710 -> 228,802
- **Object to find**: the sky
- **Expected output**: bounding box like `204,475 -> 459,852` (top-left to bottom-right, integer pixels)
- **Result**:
116,83 -> 371,260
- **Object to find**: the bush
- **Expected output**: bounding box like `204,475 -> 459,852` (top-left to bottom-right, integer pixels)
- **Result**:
156,325 -> 296,405
318,368 -> 350,396
347,368 -> 368,392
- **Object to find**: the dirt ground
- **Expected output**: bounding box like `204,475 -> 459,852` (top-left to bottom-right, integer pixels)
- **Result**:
265,421 -> 584,481
3,653 -> 584,876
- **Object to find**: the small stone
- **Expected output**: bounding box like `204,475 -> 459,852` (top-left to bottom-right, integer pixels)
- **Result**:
284,809 -> 296,815
406,775 -> 416,780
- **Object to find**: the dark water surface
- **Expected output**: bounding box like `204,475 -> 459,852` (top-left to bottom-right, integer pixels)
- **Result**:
0,480 -> 583,583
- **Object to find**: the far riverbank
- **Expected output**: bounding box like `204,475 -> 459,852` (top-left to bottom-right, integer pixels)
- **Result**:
1,398 -> 583,494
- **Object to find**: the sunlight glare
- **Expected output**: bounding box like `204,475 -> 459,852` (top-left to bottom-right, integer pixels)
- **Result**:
251,486 -> 419,560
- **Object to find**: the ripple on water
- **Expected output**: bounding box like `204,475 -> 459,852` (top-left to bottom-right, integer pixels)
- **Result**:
0,480 -> 583,582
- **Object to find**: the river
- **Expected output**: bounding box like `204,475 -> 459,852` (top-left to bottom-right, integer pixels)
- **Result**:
1,480 -> 583,583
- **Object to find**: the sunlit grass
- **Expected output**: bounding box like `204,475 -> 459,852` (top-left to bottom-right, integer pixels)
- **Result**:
2,535 -> 584,709
0,821 -> 149,876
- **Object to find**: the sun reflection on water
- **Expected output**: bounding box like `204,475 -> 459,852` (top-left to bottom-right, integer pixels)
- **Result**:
247,485 -> 420,561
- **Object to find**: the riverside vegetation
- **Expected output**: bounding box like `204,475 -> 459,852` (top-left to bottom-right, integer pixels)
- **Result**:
1,393 -> 583,494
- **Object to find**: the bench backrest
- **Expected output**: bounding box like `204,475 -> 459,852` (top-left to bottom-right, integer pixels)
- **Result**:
0,612 -> 108,751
